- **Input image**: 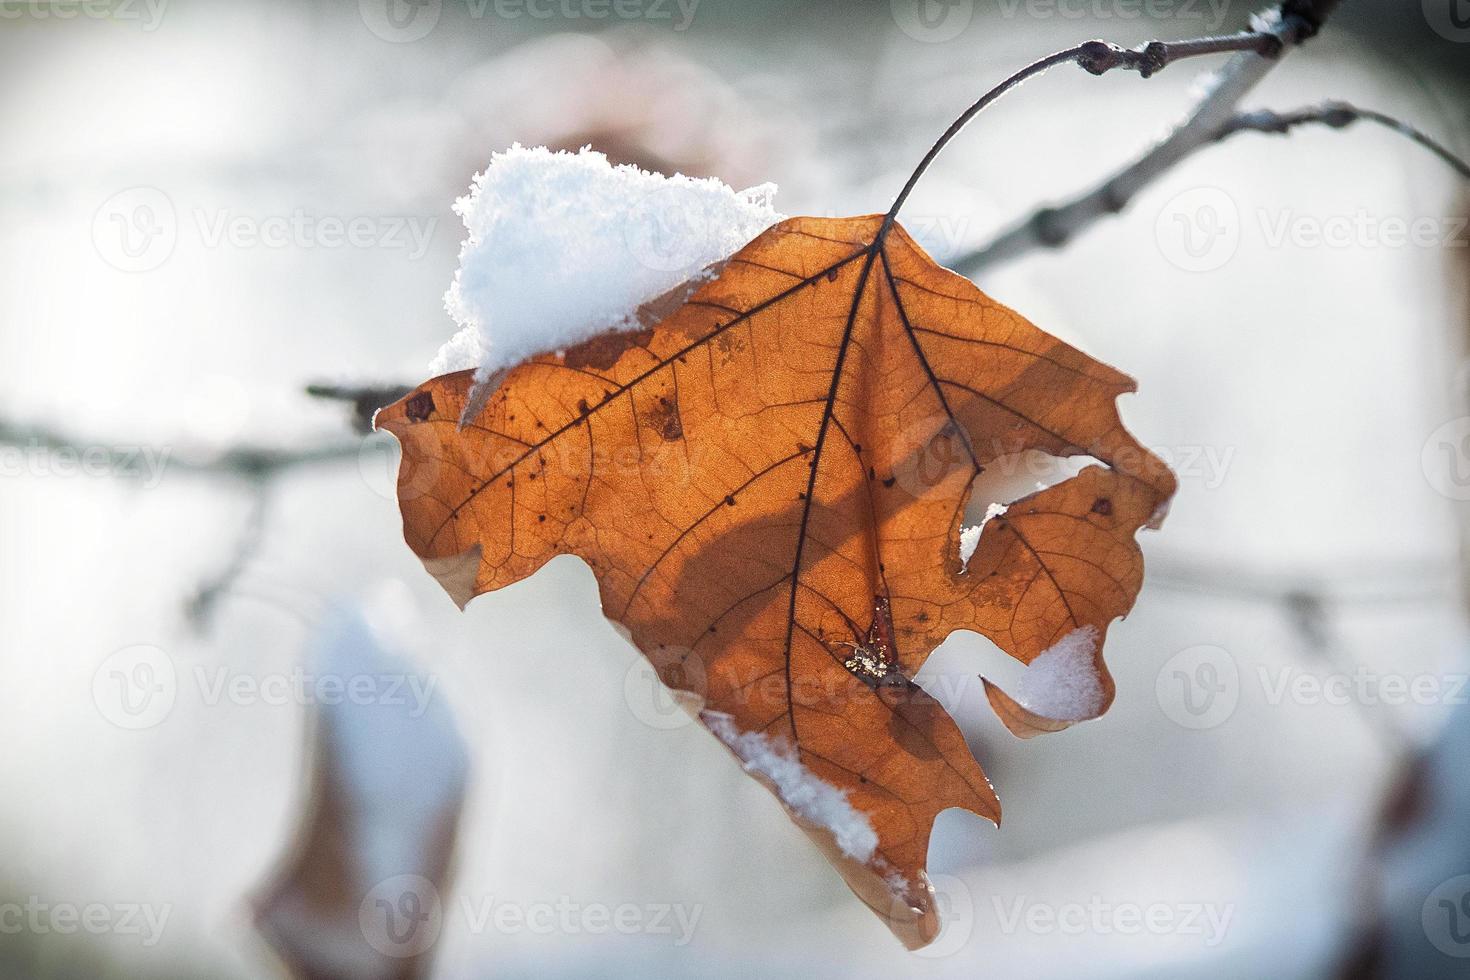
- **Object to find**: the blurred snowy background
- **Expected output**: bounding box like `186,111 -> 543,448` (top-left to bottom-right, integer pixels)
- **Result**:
2,0 -> 1469,977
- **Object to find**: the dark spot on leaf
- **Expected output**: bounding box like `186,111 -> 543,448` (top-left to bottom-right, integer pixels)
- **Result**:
405,391 -> 435,422
882,476 -> 896,488
653,394 -> 684,441
1092,497 -> 1113,516
563,326 -> 655,370
725,494 -> 737,506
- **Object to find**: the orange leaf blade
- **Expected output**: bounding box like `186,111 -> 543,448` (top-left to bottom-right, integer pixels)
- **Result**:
376,213 -> 1175,948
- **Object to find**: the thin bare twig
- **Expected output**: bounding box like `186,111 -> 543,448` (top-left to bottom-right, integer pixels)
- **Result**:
306,382 -> 413,434
0,418 -> 361,480
188,481 -> 271,627
952,0 -> 1341,275
1218,102 -> 1470,180
0,415 -> 363,620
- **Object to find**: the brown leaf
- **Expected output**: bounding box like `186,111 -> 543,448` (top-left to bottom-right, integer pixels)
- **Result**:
376,214 -> 1176,948
255,609 -> 468,979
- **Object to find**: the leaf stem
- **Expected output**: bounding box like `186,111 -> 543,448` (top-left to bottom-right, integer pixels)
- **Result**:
879,46 -> 1085,241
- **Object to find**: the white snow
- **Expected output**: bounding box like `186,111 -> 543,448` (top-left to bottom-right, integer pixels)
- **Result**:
959,502 -> 1008,570
704,711 -> 878,863
434,144 -> 783,380
1016,625 -> 1104,721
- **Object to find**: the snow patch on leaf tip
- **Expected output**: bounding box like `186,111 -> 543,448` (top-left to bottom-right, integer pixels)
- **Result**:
1016,625 -> 1103,721
704,711 -> 878,863
958,502 -> 1008,571
434,144 -> 784,381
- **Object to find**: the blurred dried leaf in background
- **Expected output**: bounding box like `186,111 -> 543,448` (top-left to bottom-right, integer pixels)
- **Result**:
255,609 -> 468,980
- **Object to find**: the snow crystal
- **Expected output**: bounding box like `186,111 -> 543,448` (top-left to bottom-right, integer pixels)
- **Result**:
958,526 -> 982,566
704,712 -> 878,863
1016,625 -> 1103,721
434,144 -> 784,380
1248,8 -> 1281,33
958,502 -> 1008,570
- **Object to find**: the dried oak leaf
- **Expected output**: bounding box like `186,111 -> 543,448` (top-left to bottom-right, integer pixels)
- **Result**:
376,214 -> 1176,949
